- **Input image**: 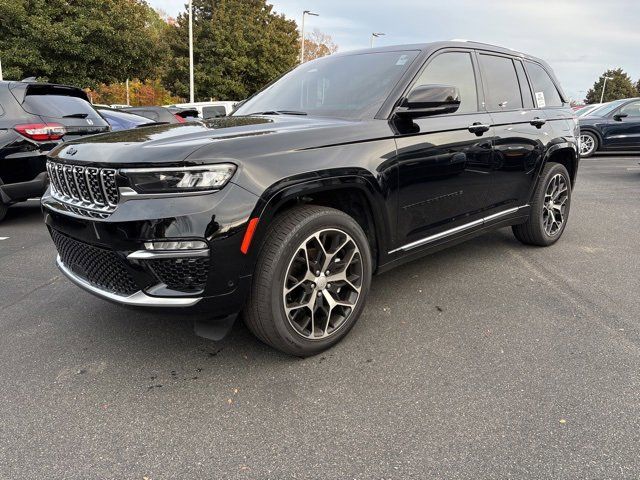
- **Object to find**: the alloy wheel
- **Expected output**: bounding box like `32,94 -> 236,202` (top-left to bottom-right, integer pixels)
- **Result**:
283,228 -> 363,339
542,173 -> 569,236
579,134 -> 595,156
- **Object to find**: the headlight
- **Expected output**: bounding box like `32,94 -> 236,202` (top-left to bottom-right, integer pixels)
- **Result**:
120,164 -> 236,193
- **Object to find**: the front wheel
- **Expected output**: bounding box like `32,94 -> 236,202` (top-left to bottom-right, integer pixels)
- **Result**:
579,131 -> 598,158
244,205 -> 372,357
513,163 -> 572,246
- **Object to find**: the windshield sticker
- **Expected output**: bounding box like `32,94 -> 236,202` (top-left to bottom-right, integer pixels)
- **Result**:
535,91 -> 546,108
396,55 -> 409,66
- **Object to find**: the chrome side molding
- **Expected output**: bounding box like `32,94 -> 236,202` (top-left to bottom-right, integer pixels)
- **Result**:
389,205 -> 529,254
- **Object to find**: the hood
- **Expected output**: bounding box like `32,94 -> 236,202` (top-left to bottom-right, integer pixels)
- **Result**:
48,115 -> 367,167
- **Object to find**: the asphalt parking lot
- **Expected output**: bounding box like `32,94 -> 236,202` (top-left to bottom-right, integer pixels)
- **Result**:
1,156 -> 639,479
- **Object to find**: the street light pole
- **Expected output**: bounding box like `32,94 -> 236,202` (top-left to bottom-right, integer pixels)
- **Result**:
370,32 -> 385,48
188,0 -> 195,103
300,10 -> 319,63
600,76 -> 613,104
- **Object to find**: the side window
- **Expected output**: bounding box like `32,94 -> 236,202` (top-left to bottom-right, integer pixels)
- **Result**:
619,101 -> 640,117
478,54 -> 522,111
525,62 -> 563,108
413,51 -> 478,114
514,60 -> 534,109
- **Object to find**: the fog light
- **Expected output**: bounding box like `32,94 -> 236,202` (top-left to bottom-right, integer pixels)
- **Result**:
144,240 -> 208,251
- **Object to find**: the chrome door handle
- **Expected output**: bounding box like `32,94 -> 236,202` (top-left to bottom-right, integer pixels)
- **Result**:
530,117 -> 546,128
468,123 -> 490,136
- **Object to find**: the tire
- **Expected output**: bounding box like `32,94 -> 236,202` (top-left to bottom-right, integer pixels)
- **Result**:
0,201 -> 7,223
513,162 -> 572,247
579,131 -> 598,158
244,205 -> 372,357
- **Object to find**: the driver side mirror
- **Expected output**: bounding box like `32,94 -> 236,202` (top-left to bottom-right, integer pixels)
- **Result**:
395,84 -> 461,119
613,113 -> 628,121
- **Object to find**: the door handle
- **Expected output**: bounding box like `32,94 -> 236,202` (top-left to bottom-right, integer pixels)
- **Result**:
530,117 -> 546,128
468,122 -> 490,136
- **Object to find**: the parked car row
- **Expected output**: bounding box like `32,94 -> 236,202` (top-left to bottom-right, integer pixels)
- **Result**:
0,79 -> 239,221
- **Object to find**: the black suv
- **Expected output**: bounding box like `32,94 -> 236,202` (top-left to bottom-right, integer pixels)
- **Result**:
0,81 -> 109,221
42,42 -> 578,356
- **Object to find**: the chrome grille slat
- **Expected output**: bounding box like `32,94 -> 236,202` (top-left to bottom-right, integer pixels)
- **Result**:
47,160 -> 119,218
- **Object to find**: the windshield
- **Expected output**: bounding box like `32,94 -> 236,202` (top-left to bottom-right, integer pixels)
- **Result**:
587,100 -> 626,117
234,50 -> 420,120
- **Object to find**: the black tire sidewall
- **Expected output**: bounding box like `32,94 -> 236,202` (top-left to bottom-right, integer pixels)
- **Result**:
266,210 -> 372,356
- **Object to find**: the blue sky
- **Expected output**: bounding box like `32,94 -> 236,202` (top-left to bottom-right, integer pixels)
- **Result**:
149,0 -> 640,101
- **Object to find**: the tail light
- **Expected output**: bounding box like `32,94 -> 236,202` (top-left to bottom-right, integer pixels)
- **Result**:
14,123 -> 66,141
173,114 -> 186,123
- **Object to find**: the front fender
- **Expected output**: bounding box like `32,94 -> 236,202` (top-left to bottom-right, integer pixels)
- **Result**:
244,171 -> 393,269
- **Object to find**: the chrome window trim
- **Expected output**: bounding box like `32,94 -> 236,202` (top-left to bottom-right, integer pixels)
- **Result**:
389,205 -> 528,254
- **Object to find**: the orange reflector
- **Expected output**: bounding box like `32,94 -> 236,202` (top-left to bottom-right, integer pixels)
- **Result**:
240,217 -> 260,254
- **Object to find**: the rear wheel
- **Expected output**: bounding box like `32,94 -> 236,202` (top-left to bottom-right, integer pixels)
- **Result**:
244,205 -> 372,357
0,201 -> 7,223
513,163 -> 572,246
579,131 -> 598,157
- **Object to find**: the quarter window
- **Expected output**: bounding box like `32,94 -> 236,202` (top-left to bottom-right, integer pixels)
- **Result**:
413,52 -> 478,114
526,62 -> 563,108
478,54 -> 522,110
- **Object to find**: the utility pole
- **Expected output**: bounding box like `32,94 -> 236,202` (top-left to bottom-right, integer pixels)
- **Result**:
600,76 -> 613,104
189,0 -> 195,103
125,78 -> 130,106
300,10 -> 319,63
370,32 -> 385,48
0,58 -> 3,81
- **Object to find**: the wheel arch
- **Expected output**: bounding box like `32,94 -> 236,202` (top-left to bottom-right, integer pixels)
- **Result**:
542,142 -> 579,185
248,173 -> 391,272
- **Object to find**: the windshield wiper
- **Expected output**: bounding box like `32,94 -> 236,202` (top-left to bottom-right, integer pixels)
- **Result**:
63,113 -> 89,118
246,110 -> 307,116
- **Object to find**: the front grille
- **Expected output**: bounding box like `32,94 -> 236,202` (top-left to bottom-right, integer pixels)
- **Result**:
145,258 -> 210,293
51,229 -> 139,296
47,161 -> 119,216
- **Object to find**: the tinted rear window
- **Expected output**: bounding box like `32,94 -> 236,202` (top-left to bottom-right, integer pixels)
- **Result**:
22,94 -> 106,123
203,106 -> 227,118
479,54 -> 523,110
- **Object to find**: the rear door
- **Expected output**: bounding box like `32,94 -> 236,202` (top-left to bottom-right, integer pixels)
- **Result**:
395,49 -> 495,247
477,53 -> 549,210
13,84 -> 109,139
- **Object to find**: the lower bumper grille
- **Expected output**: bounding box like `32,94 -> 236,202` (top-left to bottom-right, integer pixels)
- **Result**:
50,229 -> 139,296
144,258 -> 210,293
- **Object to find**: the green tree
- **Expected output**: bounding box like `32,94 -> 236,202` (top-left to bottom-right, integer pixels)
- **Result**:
0,0 -> 170,88
164,0 -> 299,101
585,68 -> 637,104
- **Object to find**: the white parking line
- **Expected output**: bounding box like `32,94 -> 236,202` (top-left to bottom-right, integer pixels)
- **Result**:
0,237 -> 9,241
626,167 -> 640,171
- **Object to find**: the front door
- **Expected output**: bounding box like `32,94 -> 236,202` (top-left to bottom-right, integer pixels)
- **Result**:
601,100 -> 640,149
395,50 -> 496,247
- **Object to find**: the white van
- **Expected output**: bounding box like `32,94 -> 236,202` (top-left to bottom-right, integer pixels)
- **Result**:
165,101 -> 238,119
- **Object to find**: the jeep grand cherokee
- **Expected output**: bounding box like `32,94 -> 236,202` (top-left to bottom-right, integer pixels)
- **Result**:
42,41 -> 579,356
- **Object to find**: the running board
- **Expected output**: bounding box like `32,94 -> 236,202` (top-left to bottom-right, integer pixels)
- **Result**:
389,205 -> 528,254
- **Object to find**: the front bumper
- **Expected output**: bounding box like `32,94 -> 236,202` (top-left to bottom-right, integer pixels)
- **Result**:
42,182 -> 259,315
57,255 -> 202,307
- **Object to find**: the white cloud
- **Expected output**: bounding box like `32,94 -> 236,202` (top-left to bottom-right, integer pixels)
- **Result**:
148,0 -> 640,100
